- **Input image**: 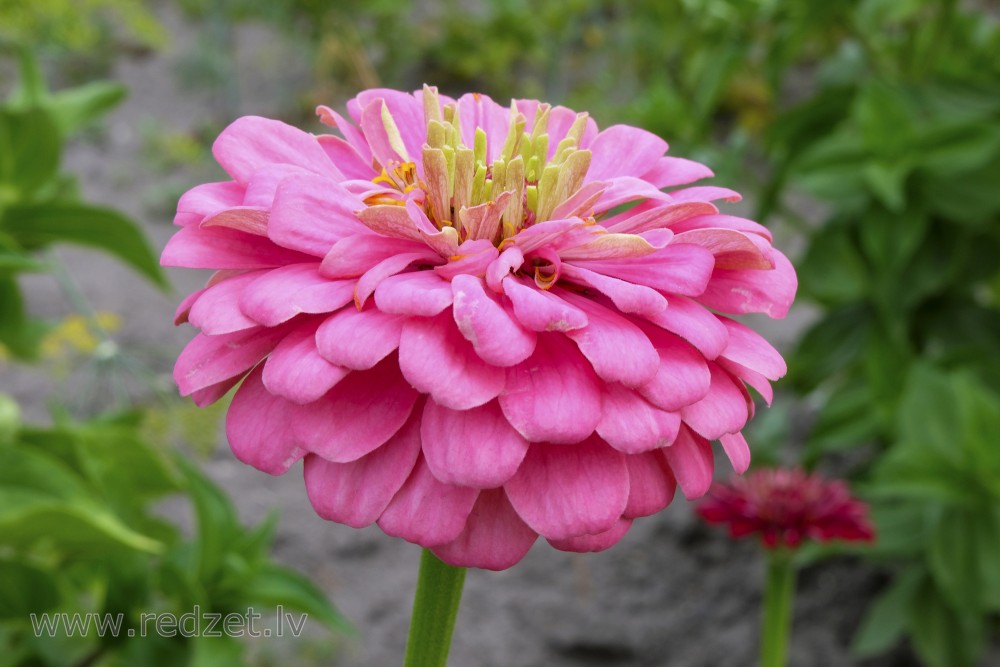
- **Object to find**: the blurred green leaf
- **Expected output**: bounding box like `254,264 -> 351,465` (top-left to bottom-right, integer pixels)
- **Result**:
0,562 -> 60,620
241,564 -> 350,632
46,82 -> 127,138
1,203 -> 167,288
852,567 -> 922,657
908,577 -> 984,667
0,108 -> 61,197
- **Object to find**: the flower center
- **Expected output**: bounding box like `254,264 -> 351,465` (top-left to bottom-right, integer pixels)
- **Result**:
365,86 -> 594,248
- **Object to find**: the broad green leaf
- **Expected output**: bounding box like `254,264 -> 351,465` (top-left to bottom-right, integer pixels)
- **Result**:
790,304 -> 872,392
896,364 -> 962,461
0,249 -> 47,273
176,457 -> 241,581
189,635 -> 246,667
909,578 -> 985,667
240,564 -> 351,632
46,82 -> 127,138
0,275 -> 41,360
0,108 -> 61,196
0,496 -> 162,554
797,222 -> 870,306
928,508 -> 984,611
0,561 -> 60,619
1,203 -> 167,288
855,80 -> 917,160
852,566 -> 922,657
804,383 -> 881,464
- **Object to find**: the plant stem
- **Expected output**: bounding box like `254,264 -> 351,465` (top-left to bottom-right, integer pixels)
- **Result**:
760,550 -> 795,667
404,549 -> 467,667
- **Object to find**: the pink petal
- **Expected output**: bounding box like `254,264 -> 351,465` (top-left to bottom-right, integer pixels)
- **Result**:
174,181 -> 245,226
670,213 -> 773,242
315,306 -> 405,370
174,327 -> 287,396
360,99 -> 410,167
431,489 -> 538,571
355,253 -> 435,309
187,270 -> 265,335
201,207 -> 269,236
212,116 -> 340,183
320,234 -> 435,279
484,246 -> 525,294
452,274 -> 536,367
302,412 -> 422,527
161,225 -> 314,269
456,93 -> 510,163
434,239 -> 499,280
720,431 -> 750,474
499,333 -> 603,444
269,174 -> 368,256
699,248 -> 798,319
399,313 -> 506,410
636,329 -> 712,411
718,358 -> 774,405
377,457 -> 479,547
262,320 -> 348,404
623,452 -> 677,518
571,243 -> 715,297
190,376 -> 242,407
354,89 -> 426,160
593,176 -> 672,214
673,228 -> 774,270
504,439 -> 628,540
640,156 -> 714,188
663,426 -> 714,499
646,295 -> 730,359
548,518 -> 632,553
559,263 -> 667,317
586,124 -> 668,181
669,186 -> 742,203
316,104 -> 372,161
173,288 -> 204,325
239,263 -> 355,326
242,164 -> 312,208
421,400 -> 530,488
680,364 -> 749,440
557,291 -> 659,387
717,316 -> 787,379
597,384 -> 681,454
225,366 -> 304,474
374,270 -> 454,316
547,106 -> 599,156
292,358 -> 418,462
316,134 -> 375,180
502,278 -> 588,332
604,201 -> 718,235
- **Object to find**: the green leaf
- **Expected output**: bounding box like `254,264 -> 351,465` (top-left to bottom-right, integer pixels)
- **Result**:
0,274 -> 41,360
0,108 -> 61,196
241,564 -> 351,632
1,203 -> 167,288
928,508 -> 984,611
46,82 -> 127,138
0,249 -> 47,273
797,222 -> 870,306
804,382 -> 881,463
908,577 -> 984,667
176,457 -> 241,580
189,635 -> 246,667
790,303 -> 873,392
0,561 -> 61,619
852,567 -> 922,657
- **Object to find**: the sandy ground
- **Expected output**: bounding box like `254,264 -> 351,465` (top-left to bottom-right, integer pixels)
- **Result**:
5,7 -> 979,667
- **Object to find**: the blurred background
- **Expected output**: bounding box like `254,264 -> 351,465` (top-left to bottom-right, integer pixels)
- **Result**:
1,1 -> 999,665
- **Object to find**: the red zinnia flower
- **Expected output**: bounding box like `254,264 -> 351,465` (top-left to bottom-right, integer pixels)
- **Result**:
696,468 -> 875,549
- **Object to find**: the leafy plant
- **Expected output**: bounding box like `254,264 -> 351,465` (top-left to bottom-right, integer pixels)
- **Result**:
0,47 -> 165,360
0,406 -> 347,667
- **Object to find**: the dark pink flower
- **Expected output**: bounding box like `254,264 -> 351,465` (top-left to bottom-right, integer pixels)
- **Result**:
696,468 -> 875,549
164,86 -> 797,570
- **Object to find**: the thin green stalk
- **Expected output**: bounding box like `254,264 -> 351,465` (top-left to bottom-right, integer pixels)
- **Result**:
760,550 -> 796,667
404,549 -> 467,667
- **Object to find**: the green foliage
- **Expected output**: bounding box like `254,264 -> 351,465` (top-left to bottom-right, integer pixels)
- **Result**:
854,366 -> 1000,667
0,407 -> 347,667
0,48 -> 165,360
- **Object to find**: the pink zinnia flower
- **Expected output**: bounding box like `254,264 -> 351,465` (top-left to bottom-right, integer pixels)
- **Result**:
696,468 -> 875,549
163,86 -> 796,570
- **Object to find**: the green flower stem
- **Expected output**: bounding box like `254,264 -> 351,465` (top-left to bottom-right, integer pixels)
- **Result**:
404,549 -> 467,667
760,550 -> 796,667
